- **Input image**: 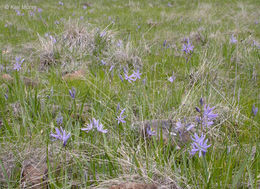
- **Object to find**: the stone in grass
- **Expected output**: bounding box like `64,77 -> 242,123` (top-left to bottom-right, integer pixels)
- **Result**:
21,164 -> 48,189
23,77 -> 39,87
109,182 -> 158,189
136,119 -> 191,147
62,69 -> 86,81
1,74 -> 13,82
0,74 -> 39,87
21,145 -> 73,189
0,151 -> 16,185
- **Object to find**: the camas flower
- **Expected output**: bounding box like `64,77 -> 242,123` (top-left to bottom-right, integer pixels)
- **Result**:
163,40 -> 167,47
29,11 -> 35,16
124,73 -> 136,83
132,70 -> 142,80
109,65 -> 114,72
116,109 -> 126,124
182,38 -> 194,54
14,57 -> 24,71
4,94 -> 8,100
146,125 -> 156,137
38,8 -> 43,13
49,35 -> 56,43
252,104 -> 258,116
56,113 -> 63,125
15,10 -> 24,16
119,74 -> 124,82
100,31 -> 106,37
190,133 -> 211,157
117,40 -> 123,47
50,127 -> 71,147
81,118 -> 108,133
176,120 -> 195,131
203,104 -> 218,120
101,60 -> 106,65
69,87 -> 76,99
230,34 -> 237,44
168,73 -> 176,83
197,104 -> 218,127
124,70 -> 142,83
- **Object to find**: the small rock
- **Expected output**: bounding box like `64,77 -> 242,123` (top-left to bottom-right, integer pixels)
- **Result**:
1,74 -> 13,82
23,77 -> 39,87
62,69 -> 86,80
109,182 -> 158,189
21,164 -> 48,189
1,74 -> 39,87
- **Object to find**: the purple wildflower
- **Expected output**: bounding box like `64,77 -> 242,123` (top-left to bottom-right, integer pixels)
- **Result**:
100,31 -> 106,37
143,78 -> 146,85
230,34 -> 237,44
124,70 -> 142,83
182,38 -> 194,54
14,57 -> 24,71
38,8 -> 42,13
0,64 -> 3,72
124,73 -> 136,83
29,11 -> 35,17
119,74 -> 124,82
80,16 -> 84,20
117,40 -> 123,47
203,104 -> 218,120
199,98 -> 203,106
163,40 -> 167,47
195,107 -> 201,113
116,103 -> 120,112
49,35 -> 56,43
252,104 -> 258,116
101,60 -> 106,65
176,120 -> 195,131
168,72 -> 176,83
109,65 -> 114,72
56,113 -> 63,125
96,122 -> 108,133
116,109 -> 126,124
50,127 -> 71,147
15,10 -> 24,16
167,3 -> 173,7
54,20 -> 60,25
83,5 -> 87,9
146,125 -> 156,137
81,120 -> 94,133
252,40 -> 260,49
132,70 -> 142,80
69,87 -> 76,99
190,133 -> 211,157
197,104 -> 218,127
4,93 -> 8,100
81,118 -> 107,133
59,1 -> 64,6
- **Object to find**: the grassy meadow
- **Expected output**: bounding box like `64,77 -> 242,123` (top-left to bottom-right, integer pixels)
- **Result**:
0,0 -> 259,188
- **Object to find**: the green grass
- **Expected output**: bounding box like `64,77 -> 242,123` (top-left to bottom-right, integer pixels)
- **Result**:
0,0 -> 259,188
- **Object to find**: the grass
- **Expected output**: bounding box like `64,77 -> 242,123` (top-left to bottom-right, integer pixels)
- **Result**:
0,0 -> 259,188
